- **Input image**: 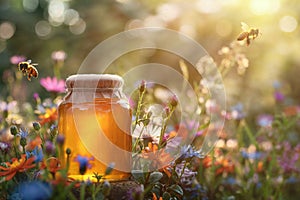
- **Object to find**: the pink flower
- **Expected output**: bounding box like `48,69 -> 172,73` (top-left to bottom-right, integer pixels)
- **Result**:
51,50 -> 67,62
10,55 -> 26,65
40,77 -> 65,93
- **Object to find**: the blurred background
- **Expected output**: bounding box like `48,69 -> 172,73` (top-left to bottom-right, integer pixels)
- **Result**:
0,0 -> 299,120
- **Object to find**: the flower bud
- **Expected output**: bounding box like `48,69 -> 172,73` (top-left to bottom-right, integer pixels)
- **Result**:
32,122 -> 41,131
139,80 -> 146,93
56,134 -> 65,146
66,148 -> 71,155
170,95 -> 178,107
105,162 -> 115,175
10,125 -> 19,136
20,137 -> 27,147
102,180 -> 111,196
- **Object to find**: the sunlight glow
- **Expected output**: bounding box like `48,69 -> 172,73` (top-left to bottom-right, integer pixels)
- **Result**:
157,3 -> 181,22
250,0 -> 280,15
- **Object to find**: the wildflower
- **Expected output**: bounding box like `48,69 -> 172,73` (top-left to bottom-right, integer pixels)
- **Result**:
278,142 -> 300,173
38,107 -> 58,125
12,180 -> 52,200
241,150 -> 262,160
214,157 -> 235,175
45,141 -> 55,155
102,180 -> 111,196
27,136 -> 42,151
10,55 -> 26,65
40,77 -> 65,93
257,114 -> 273,128
0,142 -> 10,154
26,146 -> 44,162
133,105 -> 164,143
274,91 -> 284,102
56,134 -> 65,146
41,157 -> 61,178
126,185 -> 144,200
175,161 -> 197,186
283,105 -> 300,117
74,155 -> 94,175
230,103 -> 246,120
51,50 -> 67,62
0,154 -> 36,181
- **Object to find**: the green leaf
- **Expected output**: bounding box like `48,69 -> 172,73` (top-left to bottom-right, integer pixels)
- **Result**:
168,184 -> 183,196
148,171 -> 163,184
132,170 -> 145,183
163,191 -> 171,200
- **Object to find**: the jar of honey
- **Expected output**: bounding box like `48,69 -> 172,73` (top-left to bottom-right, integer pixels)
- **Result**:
58,74 -> 132,181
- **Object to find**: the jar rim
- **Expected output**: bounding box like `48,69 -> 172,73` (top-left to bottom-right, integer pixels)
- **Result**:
66,74 -> 124,89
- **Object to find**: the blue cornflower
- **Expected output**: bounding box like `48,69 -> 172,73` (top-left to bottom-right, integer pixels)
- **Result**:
74,155 -> 94,175
230,103 -> 246,120
257,114 -> 273,127
180,145 -> 202,160
10,180 -> 52,200
26,146 -> 44,163
241,151 -> 262,160
19,129 -> 28,138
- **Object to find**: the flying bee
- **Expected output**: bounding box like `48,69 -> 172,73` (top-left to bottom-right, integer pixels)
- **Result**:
237,22 -> 260,46
17,60 -> 39,81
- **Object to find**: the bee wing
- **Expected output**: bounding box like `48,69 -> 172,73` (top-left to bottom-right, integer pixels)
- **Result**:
241,22 -> 250,31
31,63 -> 38,66
27,60 -> 32,64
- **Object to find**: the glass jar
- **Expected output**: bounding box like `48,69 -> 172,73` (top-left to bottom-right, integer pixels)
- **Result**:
58,74 -> 132,181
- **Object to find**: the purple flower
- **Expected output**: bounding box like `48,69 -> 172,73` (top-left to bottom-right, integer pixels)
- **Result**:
45,141 -> 55,155
40,77 -> 65,93
278,142 -> 300,173
51,50 -> 67,62
10,55 -> 26,65
74,155 -> 94,175
0,142 -> 10,154
257,114 -> 273,127
56,134 -> 65,146
274,91 -> 284,102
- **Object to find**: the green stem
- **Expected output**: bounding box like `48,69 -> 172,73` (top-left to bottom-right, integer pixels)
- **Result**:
159,107 -> 175,147
132,125 -> 145,152
132,90 -> 145,133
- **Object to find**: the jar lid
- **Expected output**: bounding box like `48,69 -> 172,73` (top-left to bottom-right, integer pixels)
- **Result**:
66,74 -> 124,89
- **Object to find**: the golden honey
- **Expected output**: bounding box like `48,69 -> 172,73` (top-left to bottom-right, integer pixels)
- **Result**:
58,74 -> 132,181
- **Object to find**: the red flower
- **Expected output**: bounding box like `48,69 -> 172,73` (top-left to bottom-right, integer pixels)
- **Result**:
0,154 -> 36,181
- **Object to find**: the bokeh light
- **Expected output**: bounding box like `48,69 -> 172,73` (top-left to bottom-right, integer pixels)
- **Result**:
279,15 -> 298,33
48,0 -> 65,25
64,9 -> 80,26
23,0 -> 39,12
35,20 -> 52,37
69,19 -> 86,35
157,3 -> 181,22
0,21 -> 16,40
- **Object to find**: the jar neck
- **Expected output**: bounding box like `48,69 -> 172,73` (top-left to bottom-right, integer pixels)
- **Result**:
64,87 -> 125,103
